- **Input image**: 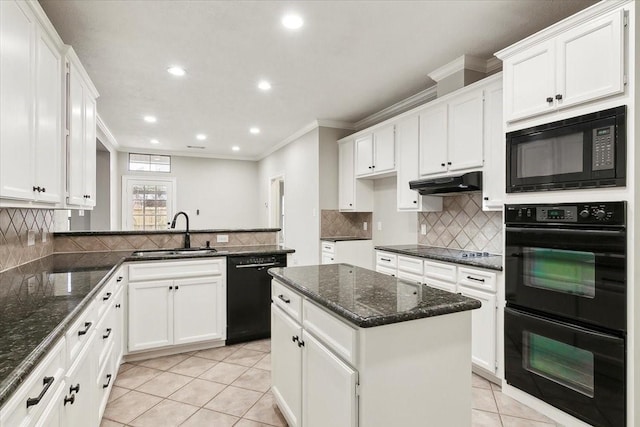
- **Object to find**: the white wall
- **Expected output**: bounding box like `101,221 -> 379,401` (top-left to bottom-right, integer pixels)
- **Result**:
116,153 -> 260,230
372,176 -> 418,246
319,127 -> 352,210
258,128 -> 320,266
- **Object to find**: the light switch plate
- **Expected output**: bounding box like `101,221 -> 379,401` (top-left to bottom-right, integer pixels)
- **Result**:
217,234 -> 229,243
421,224 -> 427,235
27,230 -> 36,246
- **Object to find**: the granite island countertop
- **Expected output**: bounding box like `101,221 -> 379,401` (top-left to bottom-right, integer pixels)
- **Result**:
268,264 -> 481,328
375,245 -> 503,271
0,244 -> 294,407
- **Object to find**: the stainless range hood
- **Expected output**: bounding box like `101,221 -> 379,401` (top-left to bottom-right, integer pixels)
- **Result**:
409,171 -> 482,195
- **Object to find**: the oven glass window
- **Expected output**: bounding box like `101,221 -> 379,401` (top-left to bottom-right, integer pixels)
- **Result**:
524,332 -> 594,397
516,132 -> 583,178
524,248 -> 595,298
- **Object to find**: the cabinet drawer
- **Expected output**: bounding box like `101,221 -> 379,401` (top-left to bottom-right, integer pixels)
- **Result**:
376,252 -> 397,268
95,273 -> 116,321
96,342 -> 115,422
129,258 -> 225,281
112,267 -> 126,294
96,293 -> 118,371
423,277 -> 457,293
397,270 -> 423,285
424,260 -> 457,283
376,265 -> 396,277
397,256 -> 423,275
272,280 -> 302,323
302,300 -> 357,366
321,242 -> 336,254
0,339 -> 66,427
65,300 -> 97,364
458,267 -> 497,292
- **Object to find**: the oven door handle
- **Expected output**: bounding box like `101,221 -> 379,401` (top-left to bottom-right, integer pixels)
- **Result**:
506,226 -> 625,237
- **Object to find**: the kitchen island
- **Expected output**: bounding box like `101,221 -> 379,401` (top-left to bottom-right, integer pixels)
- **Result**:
268,263 -> 481,427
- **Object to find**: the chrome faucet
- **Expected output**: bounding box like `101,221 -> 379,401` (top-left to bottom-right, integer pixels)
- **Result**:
170,211 -> 190,248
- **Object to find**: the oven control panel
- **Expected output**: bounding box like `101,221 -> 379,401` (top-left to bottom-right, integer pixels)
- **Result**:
505,201 -> 626,226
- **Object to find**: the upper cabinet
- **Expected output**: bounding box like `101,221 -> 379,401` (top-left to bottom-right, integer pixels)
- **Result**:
338,140 -> 373,212
66,51 -> 98,208
500,8 -> 625,123
481,80 -> 504,211
355,125 -> 396,177
0,0 -> 63,204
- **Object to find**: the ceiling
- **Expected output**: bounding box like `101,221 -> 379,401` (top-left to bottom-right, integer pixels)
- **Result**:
39,0 -> 596,161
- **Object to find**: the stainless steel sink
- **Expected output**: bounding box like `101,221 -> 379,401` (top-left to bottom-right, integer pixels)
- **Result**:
131,248 -> 219,257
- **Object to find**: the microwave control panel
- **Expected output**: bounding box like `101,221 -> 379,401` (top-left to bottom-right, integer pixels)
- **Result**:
592,125 -> 615,171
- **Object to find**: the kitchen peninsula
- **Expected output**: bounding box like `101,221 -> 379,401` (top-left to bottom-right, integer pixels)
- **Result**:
268,264 -> 481,427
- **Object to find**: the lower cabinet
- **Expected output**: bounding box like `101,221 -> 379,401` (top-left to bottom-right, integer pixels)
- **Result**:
271,304 -> 358,427
320,240 -> 373,269
458,286 -> 497,373
128,259 -> 226,353
62,334 -> 96,427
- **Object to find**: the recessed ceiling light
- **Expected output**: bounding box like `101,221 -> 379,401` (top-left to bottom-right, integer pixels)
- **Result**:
232,146 -> 240,151
150,139 -> 160,144
196,134 -> 207,141
144,115 -> 157,123
249,127 -> 260,134
167,66 -> 186,76
282,14 -> 304,30
258,80 -> 271,91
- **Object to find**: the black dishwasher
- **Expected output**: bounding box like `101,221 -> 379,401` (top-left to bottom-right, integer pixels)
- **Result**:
226,254 -> 287,344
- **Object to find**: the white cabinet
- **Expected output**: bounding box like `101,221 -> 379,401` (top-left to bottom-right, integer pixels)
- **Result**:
302,331 -> 358,427
271,305 -> 303,427
419,86 -> 485,177
62,334 -> 96,427
458,286 -> 496,373
128,259 -> 226,353
66,54 -> 98,208
500,8 -> 625,122
320,240 -> 373,270
481,80 -> 504,211
355,125 -> 395,177
0,0 -> 62,204
338,140 -> 373,212
396,115 -> 443,212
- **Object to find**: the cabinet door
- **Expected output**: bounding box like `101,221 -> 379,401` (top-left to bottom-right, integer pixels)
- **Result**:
173,276 -> 225,345
396,115 -> 421,209
482,82 -> 504,211
503,40 -> 555,122
271,305 -> 302,427
556,9 -> 624,109
112,288 -> 125,364
448,90 -> 484,172
338,141 -> 355,211
34,28 -> 62,204
128,280 -> 173,352
321,253 -> 335,264
83,94 -> 96,207
62,337 -> 96,427
34,381 -> 66,427
67,64 -> 86,207
458,286 -> 496,373
0,0 -> 35,201
355,134 -> 373,176
302,331 -> 357,427
373,125 -> 395,173
418,104 -> 448,176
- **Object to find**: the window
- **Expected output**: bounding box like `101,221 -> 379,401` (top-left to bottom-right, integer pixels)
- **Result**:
122,176 -> 176,230
128,153 -> 171,172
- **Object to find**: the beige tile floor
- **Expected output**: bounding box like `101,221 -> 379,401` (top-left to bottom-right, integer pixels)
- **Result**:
101,339 -> 558,427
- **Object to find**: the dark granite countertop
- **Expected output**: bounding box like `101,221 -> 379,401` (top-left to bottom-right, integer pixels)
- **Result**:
320,237 -> 372,242
375,245 -> 503,271
268,264 -> 480,328
0,244 -> 294,407
54,227 -> 281,237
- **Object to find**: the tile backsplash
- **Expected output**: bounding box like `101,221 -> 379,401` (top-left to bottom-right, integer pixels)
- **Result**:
321,210 -> 372,239
418,193 -> 502,254
0,208 -> 54,272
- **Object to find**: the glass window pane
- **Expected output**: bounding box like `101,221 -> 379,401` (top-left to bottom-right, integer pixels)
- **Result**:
524,332 -> 594,397
129,153 -> 171,172
523,248 -> 595,298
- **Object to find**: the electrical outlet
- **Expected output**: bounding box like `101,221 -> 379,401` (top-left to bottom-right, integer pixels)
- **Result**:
216,234 -> 229,243
363,222 -> 368,231
421,224 -> 427,235
27,230 -> 36,246
78,210 -> 84,217
377,222 -> 382,231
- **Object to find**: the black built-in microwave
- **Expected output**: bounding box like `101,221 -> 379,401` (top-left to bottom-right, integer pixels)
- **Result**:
506,106 -> 626,193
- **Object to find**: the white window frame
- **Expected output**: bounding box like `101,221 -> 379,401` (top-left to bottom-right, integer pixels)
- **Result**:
121,175 -> 177,231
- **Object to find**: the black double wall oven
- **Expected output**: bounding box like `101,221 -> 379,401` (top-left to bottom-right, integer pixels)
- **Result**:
504,202 -> 626,427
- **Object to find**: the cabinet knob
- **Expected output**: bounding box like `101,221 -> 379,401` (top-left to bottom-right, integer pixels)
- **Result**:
41,187 -> 45,193
292,335 -> 299,343
349,203 -> 352,206
115,303 -> 121,308
413,200 -> 417,204
483,197 -> 489,201
555,94 -> 563,100
69,384 -> 80,394
169,286 -> 173,290
447,162 -> 452,166
546,97 -> 553,103
32,186 -> 41,192
440,163 -> 445,167
63,394 -> 75,406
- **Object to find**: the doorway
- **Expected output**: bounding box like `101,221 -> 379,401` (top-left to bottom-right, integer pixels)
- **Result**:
269,175 -> 285,244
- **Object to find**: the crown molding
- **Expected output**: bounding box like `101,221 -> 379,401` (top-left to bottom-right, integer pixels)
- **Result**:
96,114 -> 120,151
428,54 -> 489,82
485,57 -> 503,74
354,85 -> 437,131
316,119 -> 356,130
63,45 -> 100,98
